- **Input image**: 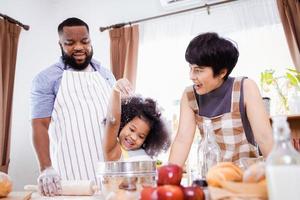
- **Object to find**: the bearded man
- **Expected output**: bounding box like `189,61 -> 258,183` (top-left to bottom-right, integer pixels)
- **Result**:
30,17 -> 115,196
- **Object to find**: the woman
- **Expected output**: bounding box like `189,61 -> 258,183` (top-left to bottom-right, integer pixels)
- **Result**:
168,32 -> 273,167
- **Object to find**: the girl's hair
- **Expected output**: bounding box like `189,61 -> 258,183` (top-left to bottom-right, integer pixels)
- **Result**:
119,96 -> 171,157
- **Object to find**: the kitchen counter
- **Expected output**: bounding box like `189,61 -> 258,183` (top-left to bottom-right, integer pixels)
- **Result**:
4,192 -> 31,200
6,188 -> 266,200
5,192 -> 102,200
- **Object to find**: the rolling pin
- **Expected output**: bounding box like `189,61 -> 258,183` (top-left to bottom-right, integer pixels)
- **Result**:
24,180 -> 99,196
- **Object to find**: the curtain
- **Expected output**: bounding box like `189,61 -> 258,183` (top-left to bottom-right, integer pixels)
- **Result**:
109,25 -> 139,89
277,0 -> 300,72
0,18 -> 21,173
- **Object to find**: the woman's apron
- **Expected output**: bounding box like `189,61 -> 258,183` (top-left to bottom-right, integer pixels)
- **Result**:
48,68 -> 111,183
186,77 -> 259,164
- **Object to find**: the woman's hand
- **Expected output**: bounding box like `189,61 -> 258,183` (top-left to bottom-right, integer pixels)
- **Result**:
113,78 -> 134,97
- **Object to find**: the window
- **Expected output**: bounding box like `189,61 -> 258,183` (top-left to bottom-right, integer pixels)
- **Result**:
135,0 -> 293,164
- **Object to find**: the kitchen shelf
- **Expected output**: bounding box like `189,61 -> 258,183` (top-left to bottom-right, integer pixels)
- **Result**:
271,114 -> 300,151
287,115 -> 300,151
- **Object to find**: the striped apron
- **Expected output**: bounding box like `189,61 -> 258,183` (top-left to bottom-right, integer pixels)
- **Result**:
48,69 -> 111,183
186,77 -> 259,164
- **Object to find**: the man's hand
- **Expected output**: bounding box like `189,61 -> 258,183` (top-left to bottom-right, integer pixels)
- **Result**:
37,166 -> 61,196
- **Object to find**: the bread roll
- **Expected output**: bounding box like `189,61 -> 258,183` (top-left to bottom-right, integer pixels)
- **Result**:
206,162 -> 243,187
0,172 -> 12,197
243,162 -> 265,183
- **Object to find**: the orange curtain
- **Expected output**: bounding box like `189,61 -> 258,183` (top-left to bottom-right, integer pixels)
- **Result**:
109,25 -> 139,88
277,0 -> 300,71
0,18 -> 21,173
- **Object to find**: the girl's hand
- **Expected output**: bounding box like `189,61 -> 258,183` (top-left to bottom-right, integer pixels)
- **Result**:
113,78 -> 134,97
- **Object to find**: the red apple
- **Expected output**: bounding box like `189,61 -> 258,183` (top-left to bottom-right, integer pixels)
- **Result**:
140,186 -> 158,200
157,185 -> 184,200
157,164 -> 183,185
182,186 -> 205,200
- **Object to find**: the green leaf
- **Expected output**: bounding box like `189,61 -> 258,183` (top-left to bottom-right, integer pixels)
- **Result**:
296,76 -> 300,82
286,72 -> 298,86
287,68 -> 298,73
287,68 -> 300,81
265,73 -> 274,85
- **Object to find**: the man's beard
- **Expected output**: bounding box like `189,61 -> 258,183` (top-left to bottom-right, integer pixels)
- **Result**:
61,47 -> 93,70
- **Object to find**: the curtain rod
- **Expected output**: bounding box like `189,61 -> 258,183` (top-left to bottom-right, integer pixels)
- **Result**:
99,0 -> 238,32
0,13 -> 30,30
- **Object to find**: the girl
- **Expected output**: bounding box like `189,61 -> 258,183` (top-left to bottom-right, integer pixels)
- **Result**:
103,78 -> 171,161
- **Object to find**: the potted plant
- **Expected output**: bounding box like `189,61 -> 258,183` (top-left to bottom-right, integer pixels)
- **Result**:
260,68 -> 300,114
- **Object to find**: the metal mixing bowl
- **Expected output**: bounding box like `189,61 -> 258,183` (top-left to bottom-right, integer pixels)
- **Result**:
97,160 -> 157,200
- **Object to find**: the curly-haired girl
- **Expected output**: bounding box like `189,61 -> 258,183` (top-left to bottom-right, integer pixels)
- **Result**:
103,78 -> 171,161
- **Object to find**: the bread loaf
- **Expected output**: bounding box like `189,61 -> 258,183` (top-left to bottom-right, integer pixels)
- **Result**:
0,172 -> 12,197
206,162 -> 243,187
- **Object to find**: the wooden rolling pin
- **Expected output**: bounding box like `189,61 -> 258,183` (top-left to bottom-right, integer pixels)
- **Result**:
24,180 -> 99,196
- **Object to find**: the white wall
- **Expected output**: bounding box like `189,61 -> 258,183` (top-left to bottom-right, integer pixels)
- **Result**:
1,0 -> 168,190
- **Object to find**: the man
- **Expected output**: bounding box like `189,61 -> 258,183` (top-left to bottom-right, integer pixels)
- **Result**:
31,17 -> 115,196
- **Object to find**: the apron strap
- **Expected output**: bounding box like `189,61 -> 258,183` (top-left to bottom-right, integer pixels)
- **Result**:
231,77 -> 243,113
185,86 -> 199,114
120,145 -> 129,159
